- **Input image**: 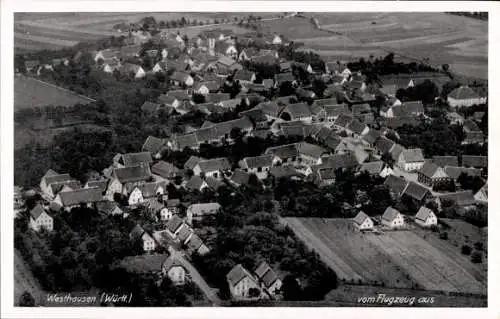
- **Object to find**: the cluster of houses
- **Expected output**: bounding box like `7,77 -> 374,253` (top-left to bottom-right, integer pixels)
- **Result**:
226,261 -> 282,300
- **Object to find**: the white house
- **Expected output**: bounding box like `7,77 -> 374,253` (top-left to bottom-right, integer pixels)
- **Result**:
227,264 -> 261,299
162,255 -> 187,285
160,199 -> 180,221
186,202 -> 221,225
238,155 -> 275,180
352,211 -> 373,230
192,158 -> 231,180
397,148 -> 425,172
29,204 -> 54,232
130,225 -> 156,252
381,207 -> 405,228
253,261 -> 282,297
474,181 -> 488,203
414,206 -> 437,227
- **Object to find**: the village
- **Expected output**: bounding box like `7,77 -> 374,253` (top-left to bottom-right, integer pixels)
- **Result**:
14,14 -> 488,306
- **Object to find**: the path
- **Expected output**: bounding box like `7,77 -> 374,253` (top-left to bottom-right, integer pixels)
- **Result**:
14,249 -> 46,306
170,249 -> 221,306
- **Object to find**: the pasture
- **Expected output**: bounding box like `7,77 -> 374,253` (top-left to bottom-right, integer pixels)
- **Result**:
282,217 -> 486,295
14,76 -> 94,111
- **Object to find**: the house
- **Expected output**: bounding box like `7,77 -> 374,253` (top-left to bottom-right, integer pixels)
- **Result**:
384,175 -> 409,198
127,182 -> 166,206
446,112 -> 465,125
265,143 -> 298,165
165,215 -> 185,238
438,191 -> 476,213
313,167 -> 337,187
280,61 -> 292,73
239,155 -> 275,180
431,156 -> 459,168
381,207 -> 405,228
160,199 -> 181,221
170,71 -> 194,87
415,206 -> 437,227
184,176 -> 209,192
402,181 -> 430,204
105,164 -> 152,200
417,161 -> 450,186
373,136 -> 395,155
152,161 -> 182,180
214,41 -> 238,58
218,98 -> 241,111
397,148 -> 425,171
170,133 -> 199,151
254,262 -> 282,297
239,109 -> 269,129
162,255 -> 187,285
39,169 -> 79,199
119,44 -> 142,59
461,155 -> 487,170
24,59 -> 40,73
297,142 -> 329,165
205,92 -> 232,104
234,70 -> 256,84
447,86 -> 486,108
274,73 -> 297,88
103,61 -> 122,73
158,94 -> 181,108
94,49 -> 119,63
238,48 -> 260,61
462,119 -> 484,145
186,202 -> 221,225
474,181 -> 488,203
279,103 -> 312,123
186,234 -> 210,256
29,204 -> 53,232
96,201 -> 123,216
193,158 -> 231,179
251,54 -> 278,65
213,56 -> 241,74
120,63 -> 146,78
380,101 -> 424,118
116,152 -> 153,167
129,225 -> 156,252
443,166 -> 482,182
294,62 -> 313,74
53,187 -> 103,210
255,101 -> 285,120
359,161 -> 393,178
269,166 -> 304,180
142,136 -> 166,159
352,211 -> 374,230
193,81 -> 220,95
229,169 -> 251,188
226,264 -> 261,299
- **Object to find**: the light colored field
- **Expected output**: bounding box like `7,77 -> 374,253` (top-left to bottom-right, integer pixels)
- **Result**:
366,231 -> 486,294
14,249 -> 46,306
281,217 -> 413,288
258,17 -> 332,39
15,33 -> 79,47
15,76 -> 95,111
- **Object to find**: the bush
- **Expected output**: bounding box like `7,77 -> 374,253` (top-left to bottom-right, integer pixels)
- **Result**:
461,245 -> 472,255
19,291 -> 36,307
471,251 -> 483,263
439,231 -> 448,240
474,242 -> 484,251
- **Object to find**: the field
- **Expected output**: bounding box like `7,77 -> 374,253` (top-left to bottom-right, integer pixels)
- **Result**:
282,217 -> 486,295
14,75 -> 95,111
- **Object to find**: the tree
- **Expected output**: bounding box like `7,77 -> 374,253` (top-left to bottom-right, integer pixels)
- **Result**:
474,241 -> 484,251
471,251 -> 483,263
461,245 -> 472,255
248,287 -> 261,298
381,152 -> 395,168
281,274 -> 302,301
457,173 -> 484,193
19,291 -> 36,306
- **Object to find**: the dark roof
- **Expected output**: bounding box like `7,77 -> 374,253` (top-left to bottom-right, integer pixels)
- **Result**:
30,204 -> 47,219
334,113 -> 354,128
234,69 -> 255,82
275,72 -> 295,84
359,161 -> 385,175
353,211 -> 370,225
196,157 -> 231,172
403,181 -> 429,201
317,167 -> 337,181
432,156 -> 458,167
444,166 -> 482,180
362,129 -> 381,145
461,155 -> 487,168
239,109 -> 268,123
166,215 -> 184,233
374,136 -> 395,154
122,152 -> 153,166
265,143 -> 298,160
415,206 -> 435,222
269,166 -> 302,179
175,133 -> 198,149
346,119 -> 366,135
418,161 -> 440,178
85,180 -> 108,193
255,102 -> 284,118
230,169 -> 251,186
152,161 -> 181,179
184,176 -> 206,191
384,117 -> 421,129
194,81 -> 220,92
240,154 -> 274,169
281,103 -> 312,119
251,54 -> 278,65
297,142 -> 328,159
142,136 -> 165,154
382,207 -> 401,222
227,264 -> 254,287
141,101 -> 161,113
114,164 -> 152,183
400,148 -> 424,163
167,89 -> 190,101
206,92 -> 231,103
206,177 -> 225,190
57,187 -> 103,206
96,201 -> 122,215
184,156 -> 204,170
384,175 -> 408,195
439,191 -> 476,207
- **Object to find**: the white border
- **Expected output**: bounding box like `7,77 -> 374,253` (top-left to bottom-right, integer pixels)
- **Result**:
1,1 -> 499,319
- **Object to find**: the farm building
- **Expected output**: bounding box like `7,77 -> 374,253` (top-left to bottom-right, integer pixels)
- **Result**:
396,148 -> 425,172
415,206 -> 438,227
381,207 -> 405,229
352,211 -> 374,230
162,255 -> 187,285
253,261 -> 282,297
447,86 -> 486,108
29,204 -> 54,232
186,202 -> 222,225
129,225 -> 156,252
417,161 -> 450,186
226,264 -> 261,299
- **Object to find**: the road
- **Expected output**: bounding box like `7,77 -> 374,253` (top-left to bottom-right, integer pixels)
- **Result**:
170,249 -> 221,306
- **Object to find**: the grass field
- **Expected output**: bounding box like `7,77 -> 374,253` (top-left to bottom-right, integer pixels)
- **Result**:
14,76 -> 94,111
282,217 -> 486,295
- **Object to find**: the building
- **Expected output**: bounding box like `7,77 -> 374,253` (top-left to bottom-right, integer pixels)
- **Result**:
120,63 -> 146,78
396,148 -> 425,171
186,234 -> 210,256
105,164 -> 152,200
162,255 -> 187,285
438,191 -> 476,214
52,187 -> 103,211
402,181 -> 430,204
29,204 -> 53,232
238,155 -> 275,180
253,261 -> 282,297
417,161 -> 450,186
384,175 -> 408,198
359,161 -> 393,178
352,211 -> 374,230
414,206 -> 437,227
160,199 -> 181,221
226,264 -> 261,299
447,86 -> 486,107
186,202 -> 221,224
151,161 -> 182,180
474,181 -> 488,204
192,158 -> 231,179
297,142 -> 329,165
130,225 -> 156,252
381,207 -> 405,228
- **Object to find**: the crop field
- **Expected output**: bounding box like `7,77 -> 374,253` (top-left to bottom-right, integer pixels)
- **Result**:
282,217 -> 486,294
14,76 -> 94,111
258,17 -> 333,39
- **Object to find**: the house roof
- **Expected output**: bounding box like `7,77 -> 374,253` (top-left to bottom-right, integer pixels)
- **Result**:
234,69 -> 255,82
230,169 -> 251,186
265,143 -> 298,159
121,62 -> 143,74
403,181 -> 429,201
463,119 -> 481,132
57,187 -> 103,206
166,215 -> 184,233
158,94 -> 178,105
43,172 -> 74,186
167,89 -> 190,101
360,161 -> 385,175
281,103 -> 312,119
239,109 -> 268,123
431,156 -> 458,168
448,86 -> 480,100
297,142 -> 328,159
251,54 -> 278,65
227,264 -> 255,287
218,99 -> 241,109
296,88 -> 316,99
206,177 -> 225,190
334,113 -> 354,128
419,161 -> 440,178
184,156 -> 204,170
175,133 -> 198,149
403,101 -> 424,114
141,101 -> 161,113
320,152 -> 359,170
152,161 -> 181,179
461,155 -> 487,168
382,207 -> 401,222
184,176 -> 206,191
281,125 -> 307,138
443,166 -> 482,180
415,206 -> 434,222
30,204 -> 47,220
194,81 -> 220,92
85,180 -> 108,193
122,152 -> 153,166
269,166 -> 302,179
142,136 -> 165,154
353,211 -> 370,226
362,129 -> 381,145
162,254 -> 184,272
383,117 -> 421,129
400,148 -> 424,163
384,175 -> 408,195
240,154 -> 274,169
197,158 -> 231,172
255,102 -> 284,118
317,167 -> 337,181
439,190 -> 476,207
390,144 -> 405,161
96,201 -> 122,215
261,266 -> 279,288
346,119 -> 367,135
114,164 -> 152,183
188,202 -> 221,215
177,224 -> 192,242
275,72 -> 295,84
206,92 -> 231,103
120,44 -> 142,57
170,71 -> 192,83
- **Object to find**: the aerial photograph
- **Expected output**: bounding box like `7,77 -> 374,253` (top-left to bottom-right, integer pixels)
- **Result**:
12,11 -> 488,307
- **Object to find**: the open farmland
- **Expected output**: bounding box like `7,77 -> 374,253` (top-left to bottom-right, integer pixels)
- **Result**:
282,217 -> 486,295
14,76 -> 94,111
281,218 -> 413,288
